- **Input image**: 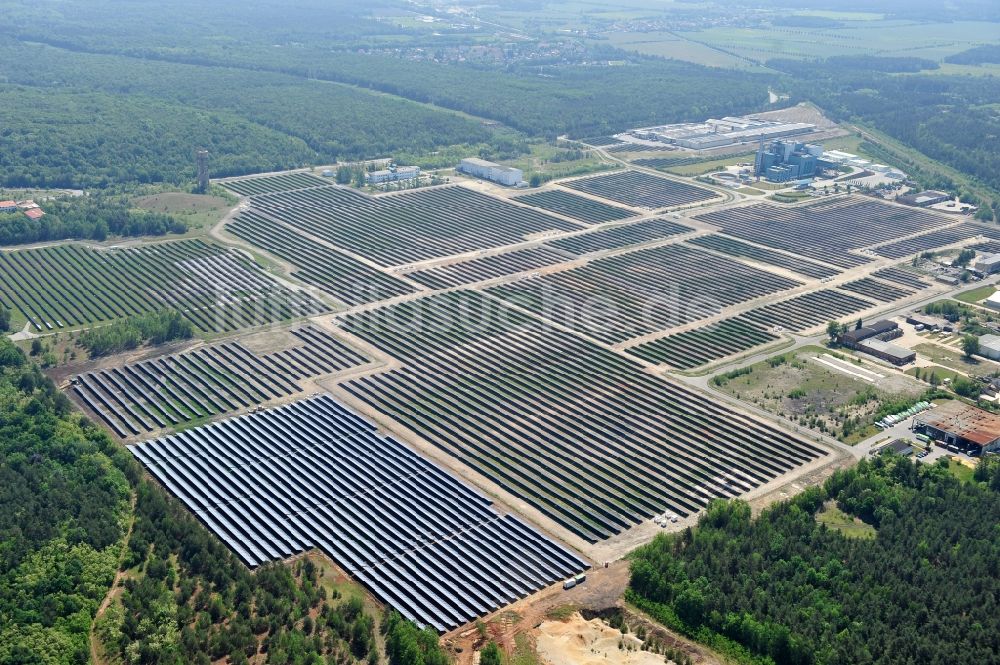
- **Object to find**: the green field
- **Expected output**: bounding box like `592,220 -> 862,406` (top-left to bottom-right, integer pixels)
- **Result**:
604,32 -> 760,70
815,501 -> 877,539
906,364 -> 962,385
913,343 -> 998,375
683,20 -> 1000,65
954,284 -> 997,304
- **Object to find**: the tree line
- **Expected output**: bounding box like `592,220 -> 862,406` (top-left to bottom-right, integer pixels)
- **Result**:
629,455 -> 1000,665
77,309 -> 194,357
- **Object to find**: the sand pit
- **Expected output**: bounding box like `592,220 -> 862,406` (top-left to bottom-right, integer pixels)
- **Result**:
534,613 -> 668,665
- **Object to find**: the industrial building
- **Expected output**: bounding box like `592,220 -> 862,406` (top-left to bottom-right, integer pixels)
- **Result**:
913,401 -> 1000,455
0,201 -> 16,213
973,253 -> 1000,275
856,337 -> 915,366
754,139 -> 823,182
627,116 -> 816,152
365,165 -> 420,185
985,292 -> 1000,311
872,439 -> 914,457
906,313 -> 951,331
897,190 -> 951,207
458,158 -> 523,186
839,319 -> 900,348
977,334 -> 1000,360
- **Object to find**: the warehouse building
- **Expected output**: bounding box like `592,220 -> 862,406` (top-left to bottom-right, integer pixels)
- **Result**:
627,116 -> 816,151
978,334 -> 1000,360
458,158 -> 523,186
839,320 -> 900,348
872,439 -> 914,457
984,292 -> 1000,311
973,253 -> 1000,275
913,401 -> 1000,455
906,313 -> 950,331
897,190 -> 951,207
856,337 -> 915,366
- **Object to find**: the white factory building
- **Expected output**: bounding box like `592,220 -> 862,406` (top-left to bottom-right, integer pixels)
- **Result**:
458,158 -> 524,186
365,166 -> 420,184
625,115 -> 816,151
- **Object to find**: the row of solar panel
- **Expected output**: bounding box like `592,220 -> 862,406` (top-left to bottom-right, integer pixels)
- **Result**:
128,394 -> 588,632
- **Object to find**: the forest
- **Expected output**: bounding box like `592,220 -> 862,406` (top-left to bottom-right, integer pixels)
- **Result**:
77,310 -> 194,357
0,338 -> 131,664
771,57 -> 1000,206
0,39 -> 498,188
629,455 -> 1000,665
0,335 -> 450,664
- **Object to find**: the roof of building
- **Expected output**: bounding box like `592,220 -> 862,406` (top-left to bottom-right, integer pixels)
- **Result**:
875,439 -> 913,455
23,208 -> 44,220
976,254 -> 1000,266
981,334 -> 1000,352
0,200 -> 16,208
858,337 -> 915,361
917,400 -> 1000,447
460,157 -> 498,168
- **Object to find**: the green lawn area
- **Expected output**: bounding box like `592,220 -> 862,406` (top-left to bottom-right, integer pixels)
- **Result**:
133,189 -> 236,235
768,190 -> 813,203
913,343 -> 997,375
945,458 -> 976,483
906,364 -> 961,384
954,284 -> 996,304
815,501 -> 876,539
662,153 -> 754,176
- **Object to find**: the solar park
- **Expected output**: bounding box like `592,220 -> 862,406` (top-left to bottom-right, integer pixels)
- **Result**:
54,167 -> 1000,632
129,395 -> 588,631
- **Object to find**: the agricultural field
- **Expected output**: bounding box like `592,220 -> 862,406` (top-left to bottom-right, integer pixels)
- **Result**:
129,394 -> 588,631
512,189 -> 636,224
735,289 -> 874,333
220,171 -> 330,196
562,171 -> 718,209
688,234 -> 840,279
253,185 -> 581,266
404,246 -> 574,290
72,325 -> 368,437
338,291 -> 827,543
547,217 -> 692,255
712,347 -> 926,443
693,198 -> 954,268
0,239 -> 326,333
226,211 -> 418,305
487,242 -> 801,344
682,20 -> 1000,65
627,318 -> 781,370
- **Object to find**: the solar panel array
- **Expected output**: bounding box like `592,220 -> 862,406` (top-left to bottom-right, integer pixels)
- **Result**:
73,326 -> 367,437
693,199 -> 954,269
339,291 -> 828,543
563,171 -> 717,209
129,395 -> 587,632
